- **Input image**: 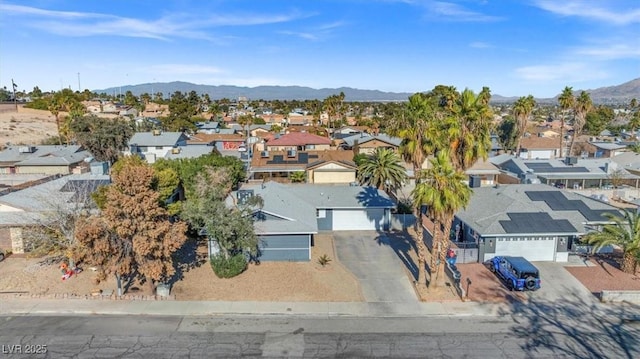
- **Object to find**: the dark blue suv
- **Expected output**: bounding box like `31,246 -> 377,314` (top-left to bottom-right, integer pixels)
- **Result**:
489,256 -> 541,291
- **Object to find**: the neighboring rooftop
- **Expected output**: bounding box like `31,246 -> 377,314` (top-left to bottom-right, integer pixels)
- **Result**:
266,132 -> 331,147
128,132 -> 187,147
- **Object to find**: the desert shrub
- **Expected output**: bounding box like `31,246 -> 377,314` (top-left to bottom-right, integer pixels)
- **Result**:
317,254 -> 332,267
210,253 -> 247,278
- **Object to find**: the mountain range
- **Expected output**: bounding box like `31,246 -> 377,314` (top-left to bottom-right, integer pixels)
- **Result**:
96,78 -> 640,104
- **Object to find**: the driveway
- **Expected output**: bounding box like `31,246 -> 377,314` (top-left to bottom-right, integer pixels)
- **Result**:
533,261 -> 599,304
332,231 -> 418,303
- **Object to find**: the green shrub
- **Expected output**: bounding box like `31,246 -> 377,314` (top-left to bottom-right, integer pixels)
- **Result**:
210,253 -> 248,278
396,200 -> 413,214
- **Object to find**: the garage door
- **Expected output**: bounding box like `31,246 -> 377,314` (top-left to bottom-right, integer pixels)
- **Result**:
332,209 -> 385,231
495,237 -> 556,261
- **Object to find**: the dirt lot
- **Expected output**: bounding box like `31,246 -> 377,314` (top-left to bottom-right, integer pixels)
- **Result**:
0,234 -> 363,302
0,105 -> 58,146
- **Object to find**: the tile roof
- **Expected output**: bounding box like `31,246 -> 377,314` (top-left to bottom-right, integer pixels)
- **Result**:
266,132 -> 331,146
187,133 -> 245,144
520,135 -> 561,149
250,150 -> 355,171
341,133 -> 402,147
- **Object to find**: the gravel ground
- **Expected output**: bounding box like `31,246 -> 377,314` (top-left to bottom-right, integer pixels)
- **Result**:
565,255 -> 640,294
0,234 -> 364,302
0,105 -> 58,146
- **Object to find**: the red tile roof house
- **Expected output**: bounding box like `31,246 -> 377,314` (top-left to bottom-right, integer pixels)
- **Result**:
264,132 -> 332,152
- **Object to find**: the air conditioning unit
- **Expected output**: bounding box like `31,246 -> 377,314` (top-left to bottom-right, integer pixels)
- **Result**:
469,175 -> 482,188
564,157 -> 578,165
18,146 -> 36,153
260,151 -> 269,158
171,147 -> 180,154
152,129 -> 162,136
287,149 -> 296,158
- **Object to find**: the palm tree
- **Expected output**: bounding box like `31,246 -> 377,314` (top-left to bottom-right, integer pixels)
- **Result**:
583,210 -> 640,274
357,148 -> 408,193
412,151 -> 471,287
558,86 -> 575,158
447,88 -> 493,171
513,95 -> 536,155
569,91 -> 593,156
386,92 -> 441,291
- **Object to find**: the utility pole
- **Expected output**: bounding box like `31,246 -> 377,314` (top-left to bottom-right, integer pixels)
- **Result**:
77,72 -> 81,92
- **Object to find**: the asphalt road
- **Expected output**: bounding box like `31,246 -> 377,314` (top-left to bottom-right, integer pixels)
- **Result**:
1,313 -> 638,358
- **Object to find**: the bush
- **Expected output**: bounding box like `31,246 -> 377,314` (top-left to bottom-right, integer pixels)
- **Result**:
210,253 -> 248,278
396,200 -> 413,214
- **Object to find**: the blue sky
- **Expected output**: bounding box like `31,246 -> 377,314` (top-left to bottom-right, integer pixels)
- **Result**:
0,0 -> 638,98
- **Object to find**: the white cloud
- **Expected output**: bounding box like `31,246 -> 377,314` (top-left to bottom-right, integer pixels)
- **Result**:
278,21 -> 346,41
573,43 -> 640,60
533,0 -> 640,25
514,62 -> 608,83
425,1 -> 503,22
0,3 -> 308,40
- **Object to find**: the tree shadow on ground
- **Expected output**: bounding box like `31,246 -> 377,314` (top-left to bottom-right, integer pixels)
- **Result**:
463,264 -> 527,303
497,290 -> 640,358
375,230 -> 420,281
167,237 -> 208,287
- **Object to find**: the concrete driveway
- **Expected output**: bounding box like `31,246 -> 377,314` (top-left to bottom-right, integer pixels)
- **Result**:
533,261 -> 598,303
332,231 -> 418,303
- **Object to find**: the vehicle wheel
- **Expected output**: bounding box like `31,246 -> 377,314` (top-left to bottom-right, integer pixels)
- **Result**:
525,277 -> 537,291
0,253 -> 4,262
489,263 -> 496,273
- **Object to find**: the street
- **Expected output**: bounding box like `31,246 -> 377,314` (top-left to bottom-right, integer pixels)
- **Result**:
1,312 -> 638,358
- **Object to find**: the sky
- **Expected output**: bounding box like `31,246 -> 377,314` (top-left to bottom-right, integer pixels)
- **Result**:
0,0 -> 638,98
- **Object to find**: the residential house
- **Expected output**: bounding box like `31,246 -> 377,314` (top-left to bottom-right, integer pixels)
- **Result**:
582,142 -> 628,158
466,159 -> 501,187
249,150 -> 356,184
162,146 -> 216,160
141,103 -> 170,117
339,133 -> 402,155
187,133 -> 246,155
226,182 -> 395,261
128,131 -> 189,163
119,107 -> 138,117
195,121 -> 220,134
490,155 -> 640,190
263,132 -> 332,152
450,184 -> 621,263
518,133 -> 562,160
0,145 -> 93,175
0,173 -> 110,253
333,126 -> 371,140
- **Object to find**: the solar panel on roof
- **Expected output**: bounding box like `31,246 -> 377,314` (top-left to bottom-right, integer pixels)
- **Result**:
500,212 -> 577,233
298,152 -> 309,164
526,191 -> 620,221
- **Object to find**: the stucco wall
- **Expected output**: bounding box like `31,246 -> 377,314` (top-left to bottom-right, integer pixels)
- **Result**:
311,171 -> 355,184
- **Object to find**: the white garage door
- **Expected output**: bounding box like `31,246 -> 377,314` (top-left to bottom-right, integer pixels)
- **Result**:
495,237 -> 556,261
332,209 -> 385,231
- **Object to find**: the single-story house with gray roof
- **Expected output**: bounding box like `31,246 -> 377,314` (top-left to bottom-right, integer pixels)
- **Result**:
227,182 -> 395,261
0,145 -> 93,175
0,173 -> 110,253
452,184 -> 621,263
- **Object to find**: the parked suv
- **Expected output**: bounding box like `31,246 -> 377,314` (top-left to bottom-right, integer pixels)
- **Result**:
488,256 -> 541,291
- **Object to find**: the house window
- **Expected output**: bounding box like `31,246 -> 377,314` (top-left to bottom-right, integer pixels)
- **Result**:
316,209 -> 326,218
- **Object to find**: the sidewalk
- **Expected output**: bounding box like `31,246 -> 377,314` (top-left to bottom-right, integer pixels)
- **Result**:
0,298 -> 510,318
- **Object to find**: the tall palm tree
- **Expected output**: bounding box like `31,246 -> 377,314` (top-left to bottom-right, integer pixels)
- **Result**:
569,91 -> 593,156
357,148 -> 408,193
412,151 -> 471,287
386,92 -> 441,291
558,86 -> 575,158
583,210 -> 640,274
513,95 -> 536,155
447,88 -> 493,171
